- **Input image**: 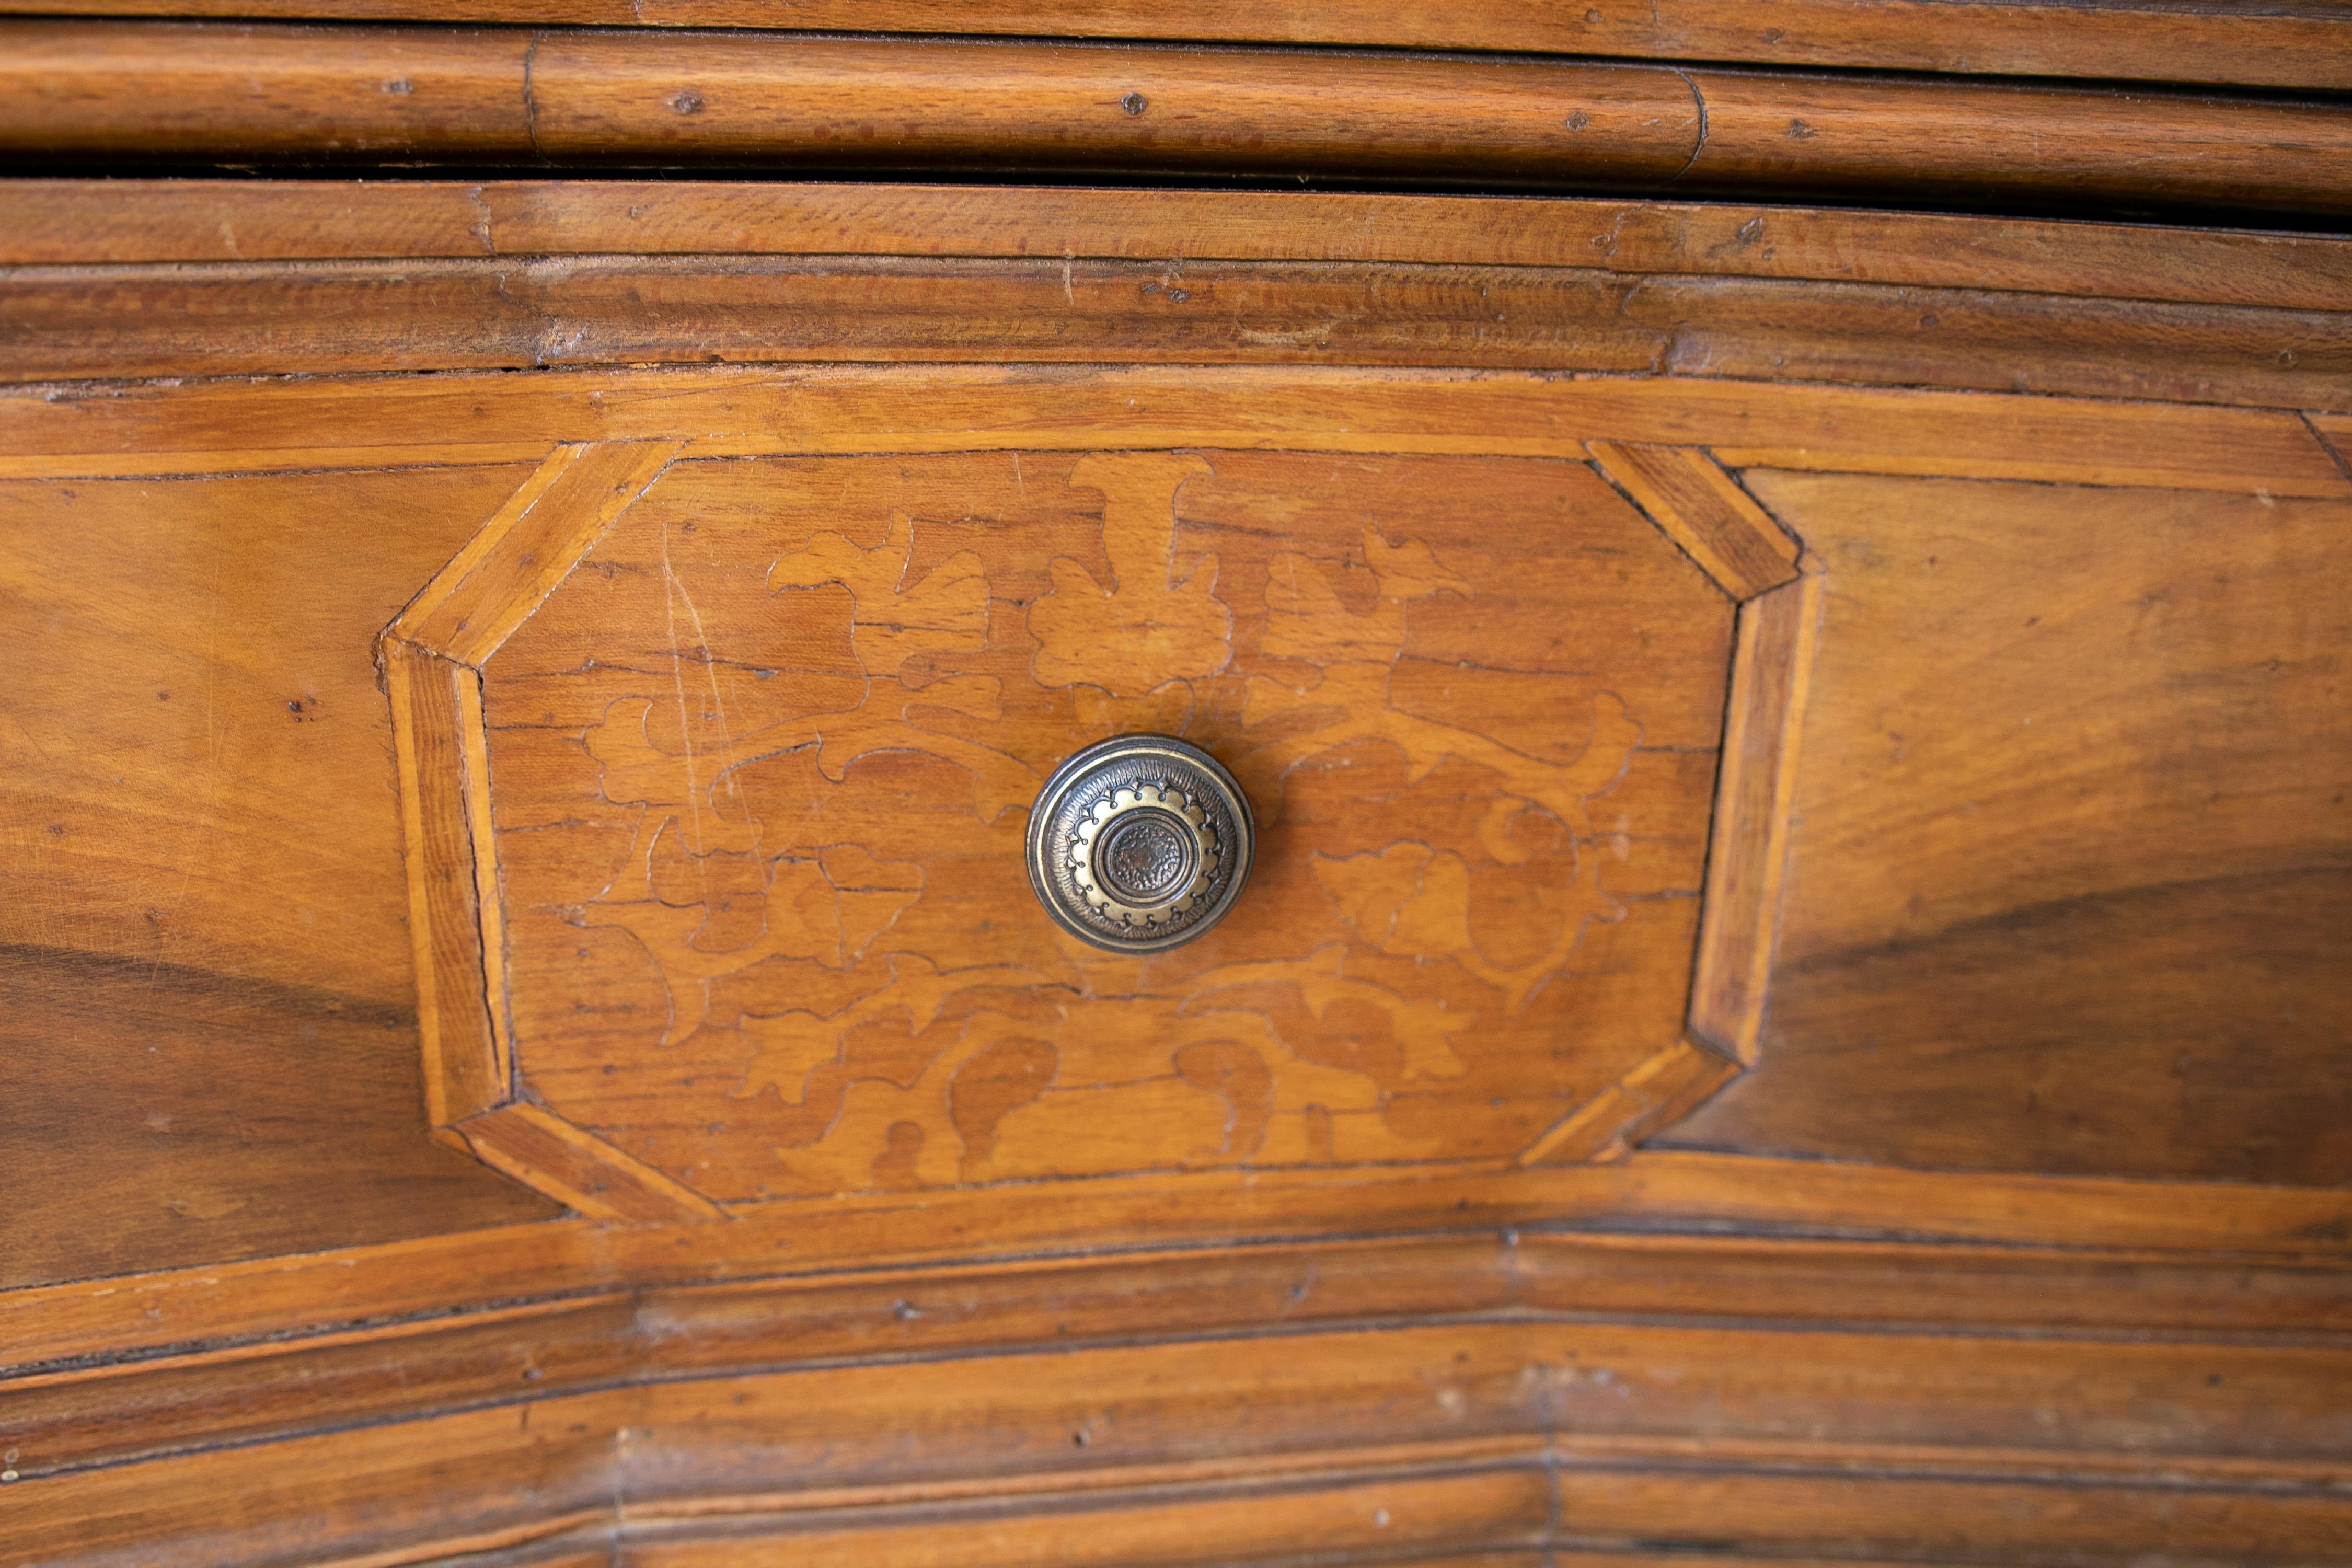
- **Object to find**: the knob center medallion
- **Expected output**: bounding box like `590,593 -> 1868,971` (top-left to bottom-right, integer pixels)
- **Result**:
1098,808 -> 1195,903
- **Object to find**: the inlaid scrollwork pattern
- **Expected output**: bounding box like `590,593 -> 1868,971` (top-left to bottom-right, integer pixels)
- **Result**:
477,447 -> 1731,1200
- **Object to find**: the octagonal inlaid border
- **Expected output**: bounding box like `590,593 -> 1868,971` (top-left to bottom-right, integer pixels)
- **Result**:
383,433 -> 1817,1221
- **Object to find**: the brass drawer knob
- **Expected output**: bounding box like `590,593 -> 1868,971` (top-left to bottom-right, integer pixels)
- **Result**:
1026,735 -> 1255,952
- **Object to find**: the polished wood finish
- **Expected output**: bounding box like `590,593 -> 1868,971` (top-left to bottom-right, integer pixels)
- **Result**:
14,333 -> 2333,1260
21,1228 -> 2352,1482
8,1235 -> 2351,1563
1587,443 -> 1801,603
0,462 -> 565,1289
0,19 -> 538,159
8,250 -> 2349,413
385,640 -> 508,1125
1666,470 -> 2352,1184
1686,571 -> 1822,1066
8,182 -> 2349,311
382,426 -> 1783,1213
1,0 -> 2346,93
7,183 -> 2349,416
11,1151 -> 2350,1379
8,364 -> 2343,494
6,24 -> 2352,219
5,83 -> 2349,1559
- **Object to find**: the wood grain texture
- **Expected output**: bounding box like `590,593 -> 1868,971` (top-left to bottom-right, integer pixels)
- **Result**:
451,443 -> 1727,1205
0,1 -> 2344,93
9,360 -> 2343,1288
445,1101 -> 730,1223
11,1151 -> 2350,1381
0,18 -> 536,160
393,439 -> 685,667
1687,572 -> 1824,1064
1667,473 -> 2352,1183
1516,1039 -> 1740,1167
0,463 -> 563,1289
518,31 -> 1692,184
1587,443 -> 1801,601
10,183 -> 2352,316
9,1309 -> 2351,1565
1678,67 -> 2352,216
385,438 -> 727,1216
5,25 -> 2352,218
15,1228 -> 2352,1483
0,257 -> 1662,382
626,1466 -> 1554,1568
0,21 -> 1695,181
9,369 -> 2343,1278
1547,1460 -> 2352,1564
385,641 -> 506,1124
7,180 -> 2347,413
7,168 -> 2352,1568
15,249 -> 2348,411
7,366 -> 2345,496
2305,411 -> 2352,471
1621,274 -> 2352,411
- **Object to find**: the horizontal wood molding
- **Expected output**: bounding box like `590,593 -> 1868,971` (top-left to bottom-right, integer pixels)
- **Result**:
9,1151 -> 2351,1378
13,252 -> 2347,411
22,1227 -> 2352,1471
4,24 -> 2351,219
0,0 -> 2345,94
5,183 -> 2347,409
5,364 -> 2346,497
15,1441 -> 2352,1567
14,1444 -> 2352,1566
8,1249 -> 2352,1563
9,183 -> 2349,312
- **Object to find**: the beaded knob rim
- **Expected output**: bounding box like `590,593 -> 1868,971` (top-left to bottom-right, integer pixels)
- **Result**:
1023,734 -> 1255,953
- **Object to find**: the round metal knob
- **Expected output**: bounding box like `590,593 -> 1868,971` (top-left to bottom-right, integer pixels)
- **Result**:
1025,734 -> 1255,953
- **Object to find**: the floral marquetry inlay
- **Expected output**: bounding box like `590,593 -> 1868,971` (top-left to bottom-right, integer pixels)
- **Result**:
387,434 -> 1789,1221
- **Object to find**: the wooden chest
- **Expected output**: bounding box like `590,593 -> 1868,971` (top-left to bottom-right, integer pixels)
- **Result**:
3,11 -> 2349,1564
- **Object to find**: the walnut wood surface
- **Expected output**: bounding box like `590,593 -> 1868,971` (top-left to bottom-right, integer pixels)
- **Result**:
10,182 -> 2351,313
9,1300 -> 2351,1563
0,463 -> 564,1289
385,641 -> 506,1125
19,1229 -> 2352,1478
407,440 -> 1734,1206
7,184 -> 2349,416
445,1100 -> 731,1223
1666,471 -> 2352,1184
6,24 -> 2352,219
6,172 -> 2351,1567
1586,443 -> 1801,602
17,251 -> 2348,412
6,358 -> 2346,1282
8,365 -> 2344,495
1515,1038 -> 1739,1167
390,439 -> 684,667
1686,571 -> 1823,1065
0,0 -> 2344,93
12,1152 -> 2351,1379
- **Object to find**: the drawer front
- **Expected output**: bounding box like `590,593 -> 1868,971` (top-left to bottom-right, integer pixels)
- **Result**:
376,390 -> 1805,1221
